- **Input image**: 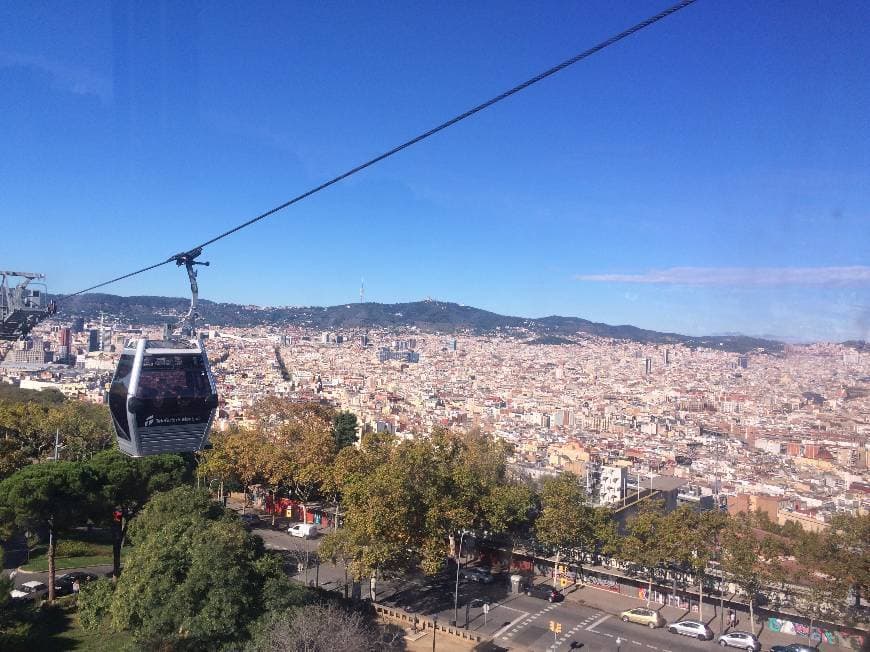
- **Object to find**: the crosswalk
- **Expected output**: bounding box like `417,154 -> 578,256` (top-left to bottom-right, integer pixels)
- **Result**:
497,606 -> 678,652
497,601 -> 605,651
546,609 -> 609,650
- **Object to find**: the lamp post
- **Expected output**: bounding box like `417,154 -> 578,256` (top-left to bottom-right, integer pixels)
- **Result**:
453,530 -> 470,626
432,614 -> 438,652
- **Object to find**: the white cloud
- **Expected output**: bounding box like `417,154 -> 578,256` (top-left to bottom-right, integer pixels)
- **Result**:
0,51 -> 112,103
575,266 -> 870,286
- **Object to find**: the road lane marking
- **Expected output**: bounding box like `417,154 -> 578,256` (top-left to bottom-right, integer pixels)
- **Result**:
586,614 -> 612,631
632,641 -> 643,646
490,603 -> 527,614
646,645 -> 658,650
492,610 -> 531,639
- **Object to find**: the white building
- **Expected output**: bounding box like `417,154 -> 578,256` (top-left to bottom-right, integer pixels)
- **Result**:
600,465 -> 627,506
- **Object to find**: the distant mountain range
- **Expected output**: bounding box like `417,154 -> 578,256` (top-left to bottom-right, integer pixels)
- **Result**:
56,293 -> 783,354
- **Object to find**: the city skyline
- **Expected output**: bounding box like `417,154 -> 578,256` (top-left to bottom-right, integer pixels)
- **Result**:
2,1 -> 868,341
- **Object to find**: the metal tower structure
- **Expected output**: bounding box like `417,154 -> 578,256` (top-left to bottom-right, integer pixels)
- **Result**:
0,271 -> 53,340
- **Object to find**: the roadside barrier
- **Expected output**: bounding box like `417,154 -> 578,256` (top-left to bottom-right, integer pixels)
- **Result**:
374,603 -> 483,642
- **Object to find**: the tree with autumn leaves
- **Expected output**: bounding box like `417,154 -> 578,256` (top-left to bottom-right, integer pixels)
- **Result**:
320,426 -> 534,596
197,400 -> 355,524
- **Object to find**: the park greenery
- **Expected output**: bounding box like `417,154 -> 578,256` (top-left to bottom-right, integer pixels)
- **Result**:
0,392 -> 867,649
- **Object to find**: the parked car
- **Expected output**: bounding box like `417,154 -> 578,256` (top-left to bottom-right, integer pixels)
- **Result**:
459,567 -> 494,583
718,631 -> 761,651
10,580 -> 47,601
620,607 -> 666,629
667,620 -> 715,640
623,563 -> 645,577
55,571 -> 98,596
526,583 -> 564,603
769,645 -> 817,652
287,523 -> 318,538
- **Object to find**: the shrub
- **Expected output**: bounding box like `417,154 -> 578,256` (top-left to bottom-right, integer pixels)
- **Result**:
78,578 -> 116,631
55,540 -> 95,558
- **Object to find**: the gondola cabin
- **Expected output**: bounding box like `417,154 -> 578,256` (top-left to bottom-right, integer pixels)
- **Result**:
109,337 -> 218,457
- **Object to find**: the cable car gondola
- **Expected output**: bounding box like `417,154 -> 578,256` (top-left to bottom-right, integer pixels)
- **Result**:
108,250 -> 218,456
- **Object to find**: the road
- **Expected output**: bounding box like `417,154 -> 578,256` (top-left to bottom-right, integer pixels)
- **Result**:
250,519 -> 739,652
5,515 -> 832,652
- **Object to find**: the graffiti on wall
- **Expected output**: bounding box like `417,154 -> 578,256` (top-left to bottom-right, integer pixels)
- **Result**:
766,617 -> 866,651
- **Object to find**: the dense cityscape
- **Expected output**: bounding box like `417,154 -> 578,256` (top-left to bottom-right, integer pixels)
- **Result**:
2,312 -> 867,531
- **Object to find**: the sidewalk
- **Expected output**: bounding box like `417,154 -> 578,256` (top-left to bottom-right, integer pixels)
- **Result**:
563,582 -> 853,651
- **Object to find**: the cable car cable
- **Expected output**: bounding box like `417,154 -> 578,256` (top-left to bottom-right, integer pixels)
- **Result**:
58,0 -> 698,303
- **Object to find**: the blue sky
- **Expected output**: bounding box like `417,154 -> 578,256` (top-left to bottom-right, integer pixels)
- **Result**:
1,1 -> 868,341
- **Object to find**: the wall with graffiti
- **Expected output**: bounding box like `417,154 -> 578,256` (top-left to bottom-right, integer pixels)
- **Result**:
766,617 -> 866,651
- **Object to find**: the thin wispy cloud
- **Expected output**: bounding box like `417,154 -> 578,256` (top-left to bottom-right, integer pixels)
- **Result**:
575,266 -> 870,286
0,51 -> 112,103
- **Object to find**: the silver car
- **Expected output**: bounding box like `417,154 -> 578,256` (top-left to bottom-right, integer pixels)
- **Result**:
718,631 -> 761,651
667,620 -> 714,640
459,567 -> 494,583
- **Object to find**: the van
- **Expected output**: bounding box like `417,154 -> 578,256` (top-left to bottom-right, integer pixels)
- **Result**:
287,523 -> 318,539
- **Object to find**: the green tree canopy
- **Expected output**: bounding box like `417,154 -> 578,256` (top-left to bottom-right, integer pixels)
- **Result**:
105,486 -> 302,650
0,461 -> 98,601
332,411 -> 359,449
87,450 -> 189,579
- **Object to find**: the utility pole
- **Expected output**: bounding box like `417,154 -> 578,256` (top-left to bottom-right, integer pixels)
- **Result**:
432,614 -> 438,652
53,428 -> 61,460
453,531 -> 469,626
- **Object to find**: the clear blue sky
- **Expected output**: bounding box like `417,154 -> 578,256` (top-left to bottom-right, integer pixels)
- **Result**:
2,1 -> 868,341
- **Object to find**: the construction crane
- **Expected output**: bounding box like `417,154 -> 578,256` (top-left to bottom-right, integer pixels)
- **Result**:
0,271 -> 54,340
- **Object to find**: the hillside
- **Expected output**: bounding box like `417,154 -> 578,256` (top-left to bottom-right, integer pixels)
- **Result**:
56,294 -> 782,353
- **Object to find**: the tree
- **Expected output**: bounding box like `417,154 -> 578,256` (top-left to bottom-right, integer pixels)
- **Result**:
0,439 -> 28,481
46,401 -> 113,460
720,514 -> 785,631
198,425 -> 267,511
535,473 -> 595,584
266,402 -> 339,513
247,603 -> 398,652
107,486 -> 302,650
823,513 -> 869,617
323,426 -> 515,597
87,450 -> 188,579
196,426 -> 242,502
658,507 -> 724,621
332,411 -> 359,449
0,396 -> 112,467
483,482 -> 535,571
0,461 -> 97,602
620,500 -> 669,606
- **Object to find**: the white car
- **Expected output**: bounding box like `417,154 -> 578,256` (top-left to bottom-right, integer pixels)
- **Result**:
10,580 -> 47,600
287,523 -> 318,538
717,631 -> 761,651
667,620 -> 714,640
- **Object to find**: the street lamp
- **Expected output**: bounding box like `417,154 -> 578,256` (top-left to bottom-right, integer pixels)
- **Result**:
453,530 -> 471,626
432,614 -> 438,652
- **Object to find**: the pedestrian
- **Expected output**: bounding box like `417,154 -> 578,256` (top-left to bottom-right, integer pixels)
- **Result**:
728,609 -> 736,630
72,579 -> 81,604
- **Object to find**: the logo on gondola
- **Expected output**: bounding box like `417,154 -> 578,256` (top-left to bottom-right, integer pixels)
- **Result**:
141,414 -> 205,427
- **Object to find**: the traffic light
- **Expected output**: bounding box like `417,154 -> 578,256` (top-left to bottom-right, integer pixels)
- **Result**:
549,621 -> 562,634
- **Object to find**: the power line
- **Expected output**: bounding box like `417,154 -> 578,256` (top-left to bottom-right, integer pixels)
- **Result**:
60,0 -> 698,302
